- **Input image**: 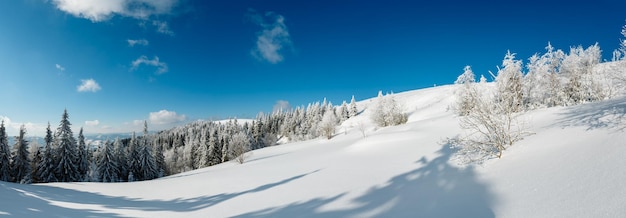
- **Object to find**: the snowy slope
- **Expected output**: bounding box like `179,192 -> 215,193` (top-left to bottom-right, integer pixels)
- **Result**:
1,84 -> 626,217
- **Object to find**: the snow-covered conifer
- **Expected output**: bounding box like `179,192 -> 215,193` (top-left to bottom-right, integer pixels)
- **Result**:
114,137 -> 128,181
349,95 -> 358,118
77,128 -> 90,181
97,140 -> 118,182
37,123 -> 57,183
11,125 -> 31,184
0,121 -> 10,182
54,109 -> 80,182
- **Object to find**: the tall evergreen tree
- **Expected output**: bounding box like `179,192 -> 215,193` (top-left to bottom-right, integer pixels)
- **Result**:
113,137 -> 128,181
97,140 -> 118,182
37,123 -> 57,183
77,128 -> 90,181
0,121 -> 11,182
127,132 -> 140,181
138,142 -> 158,181
349,95 -> 358,118
29,140 -> 43,183
138,121 -> 158,180
11,125 -> 31,184
54,109 -> 80,182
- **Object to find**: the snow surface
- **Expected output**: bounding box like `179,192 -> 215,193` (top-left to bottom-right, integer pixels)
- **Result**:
1,84 -> 626,217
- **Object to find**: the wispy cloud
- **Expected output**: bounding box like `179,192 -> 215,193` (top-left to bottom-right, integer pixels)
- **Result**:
131,55 -> 168,74
152,20 -> 174,36
55,64 -> 65,71
273,100 -> 291,113
127,39 -> 149,47
149,110 -> 186,125
249,10 -> 293,64
85,120 -> 100,126
51,0 -> 178,34
77,78 -> 102,92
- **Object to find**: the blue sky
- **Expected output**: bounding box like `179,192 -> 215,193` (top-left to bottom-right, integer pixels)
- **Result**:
1,0 -> 625,136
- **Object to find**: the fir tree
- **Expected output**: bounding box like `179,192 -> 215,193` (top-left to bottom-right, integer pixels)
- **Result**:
0,121 -> 11,182
37,123 -> 57,183
54,109 -> 80,182
113,137 -> 128,181
97,140 -> 118,182
77,128 -> 90,181
138,142 -> 158,181
29,141 -> 43,183
11,125 -> 31,184
127,132 -> 140,181
349,95 -> 358,118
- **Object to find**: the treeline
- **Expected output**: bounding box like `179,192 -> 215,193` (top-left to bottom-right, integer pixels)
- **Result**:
153,97 -> 359,175
0,97 -> 362,183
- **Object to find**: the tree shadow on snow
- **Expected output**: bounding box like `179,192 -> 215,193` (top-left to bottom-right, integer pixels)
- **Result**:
235,144 -> 496,218
553,96 -> 626,131
0,169 -> 320,217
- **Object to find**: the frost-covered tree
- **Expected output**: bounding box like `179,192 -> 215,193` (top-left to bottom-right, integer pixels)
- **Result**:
229,132 -> 251,164
97,140 -> 118,183
208,128 -> 221,166
349,95 -> 358,118
561,44 -> 602,104
0,121 -> 11,182
620,23 -> 626,55
77,128 -> 90,181
37,123 -> 57,183
339,101 -> 349,121
319,109 -> 338,139
55,109 -> 80,182
452,84 -> 530,163
371,91 -> 408,127
11,125 -> 31,184
454,66 -> 477,115
495,51 -> 524,113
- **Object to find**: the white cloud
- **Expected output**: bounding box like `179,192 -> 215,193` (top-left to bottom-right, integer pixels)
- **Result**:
127,39 -> 149,47
55,64 -> 65,71
149,110 -> 186,125
0,116 -> 47,136
131,55 -> 168,74
152,20 -> 174,36
273,100 -> 291,113
51,0 -> 178,34
52,0 -> 178,22
85,120 -> 100,126
250,10 -> 293,64
133,120 -> 144,126
77,79 -> 102,92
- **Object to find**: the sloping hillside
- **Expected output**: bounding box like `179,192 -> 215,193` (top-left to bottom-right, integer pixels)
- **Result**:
1,84 -> 625,217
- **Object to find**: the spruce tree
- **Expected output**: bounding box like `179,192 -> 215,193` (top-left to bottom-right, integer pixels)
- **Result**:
113,137 -> 128,181
349,95 -> 358,118
0,121 -> 11,182
37,123 -> 57,183
97,140 -> 118,182
11,126 -> 31,183
54,109 -> 80,182
77,128 -> 90,181
127,132 -> 140,181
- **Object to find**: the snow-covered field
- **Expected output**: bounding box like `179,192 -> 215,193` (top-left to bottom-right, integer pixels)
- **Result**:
1,84 -> 625,217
